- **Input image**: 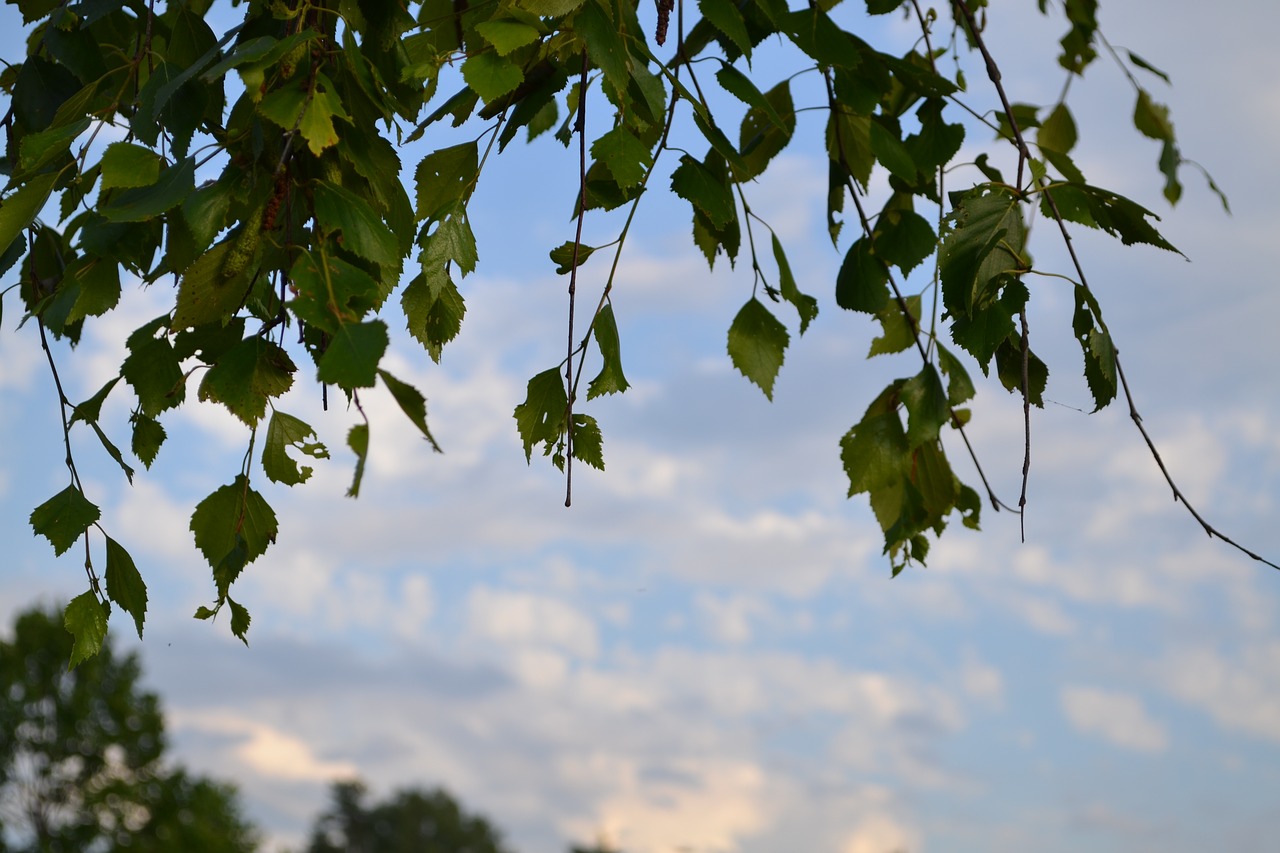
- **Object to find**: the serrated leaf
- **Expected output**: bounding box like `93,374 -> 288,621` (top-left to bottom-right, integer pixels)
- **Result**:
591,126 -> 652,189
570,413 -> 604,471
716,66 -> 785,131
262,411 -> 329,485
319,320 -> 389,389
574,0 -> 631,97
461,50 -> 525,102
65,592 -> 109,669
70,376 -> 121,426
727,298 -> 789,400
288,251 -> 380,334
514,368 -> 567,461
671,155 -> 736,228
415,142 -> 479,222
64,255 -> 121,324
840,391 -> 908,498
699,0 -> 752,58
190,475 -> 278,583
939,185 -> 1027,319
346,423 -> 369,498
99,142 -> 162,190
105,537 -> 147,639
197,337 -> 296,426
193,605 -> 218,620
1082,327 -> 1117,410
994,335 -> 1048,407
423,210 -> 478,275
378,369 -> 443,451
587,303 -> 629,399
401,269 -> 466,362
226,596 -> 251,645
130,413 -> 167,468
30,485 -> 100,556
314,183 -> 400,269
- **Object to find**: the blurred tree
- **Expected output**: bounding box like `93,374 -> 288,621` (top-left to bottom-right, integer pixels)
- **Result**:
0,606 -> 259,852
306,779 -> 512,853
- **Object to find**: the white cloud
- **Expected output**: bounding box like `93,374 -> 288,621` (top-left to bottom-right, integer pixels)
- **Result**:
1159,642 -> 1280,743
1061,686 -> 1168,753
842,814 -> 921,853
468,585 -> 600,659
170,710 -> 358,782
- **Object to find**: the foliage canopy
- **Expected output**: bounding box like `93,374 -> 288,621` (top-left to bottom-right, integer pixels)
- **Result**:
0,0 -> 1261,657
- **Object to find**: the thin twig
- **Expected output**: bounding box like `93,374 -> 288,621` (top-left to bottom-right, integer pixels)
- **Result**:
824,70 -> 1017,514
1018,308 -> 1030,540
953,0 -> 1277,569
564,50 -> 590,508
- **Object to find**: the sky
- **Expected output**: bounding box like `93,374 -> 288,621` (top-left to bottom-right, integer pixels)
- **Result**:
3,1 -> 1280,852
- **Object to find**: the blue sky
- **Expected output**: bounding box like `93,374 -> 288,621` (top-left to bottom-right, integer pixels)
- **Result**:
4,1 -> 1280,851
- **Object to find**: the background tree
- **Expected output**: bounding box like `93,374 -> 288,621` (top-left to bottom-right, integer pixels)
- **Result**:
306,779 -> 512,853
0,605 -> 259,852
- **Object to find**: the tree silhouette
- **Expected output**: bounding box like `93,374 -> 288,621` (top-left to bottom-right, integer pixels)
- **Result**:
0,605 -> 259,852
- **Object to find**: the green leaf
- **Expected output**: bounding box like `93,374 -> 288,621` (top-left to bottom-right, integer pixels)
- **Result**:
549,241 -> 598,274
874,208 -> 935,275
104,537 -> 147,639
172,241 -> 250,329
415,142 -> 479,222
868,296 -> 920,357
1082,327 -> 1117,410
182,181 -> 233,251
64,592 -> 109,669
314,183 -> 401,269
727,298 -> 789,400
869,120 -> 917,182
515,0 -> 585,14
994,335 -> 1049,407
226,597 -> 251,645
771,234 -> 817,334
835,238 -> 889,313
591,126 -> 653,189
402,269 -> 466,362
1037,102 -> 1077,154
1133,89 -> 1173,141
378,369 -> 443,451
570,413 -> 605,471
70,376 -> 121,427
514,368 -> 568,462
671,155 -> 736,228
100,157 -> 195,222
866,0 -> 904,13
461,50 -> 525,103
587,303 -> 630,399
262,411 -> 329,486
130,413 -> 167,468
900,364 -> 948,448
738,80 -> 795,182
699,0 -> 753,57
17,117 -> 90,177
476,20 -> 542,55
190,475 -> 278,582
574,0 -> 631,97
99,142 -> 162,190
346,423 -> 369,498
30,484 -> 100,555
1126,50 -> 1171,84
197,338 -> 296,426
939,185 -> 1027,318
318,320 -> 390,389
840,392 -> 907,498
64,255 -> 121,324
717,66 -> 786,131
937,343 -> 976,406
288,251 -> 380,334
0,173 -> 57,256
422,211 -> 479,276
123,318 -> 185,417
